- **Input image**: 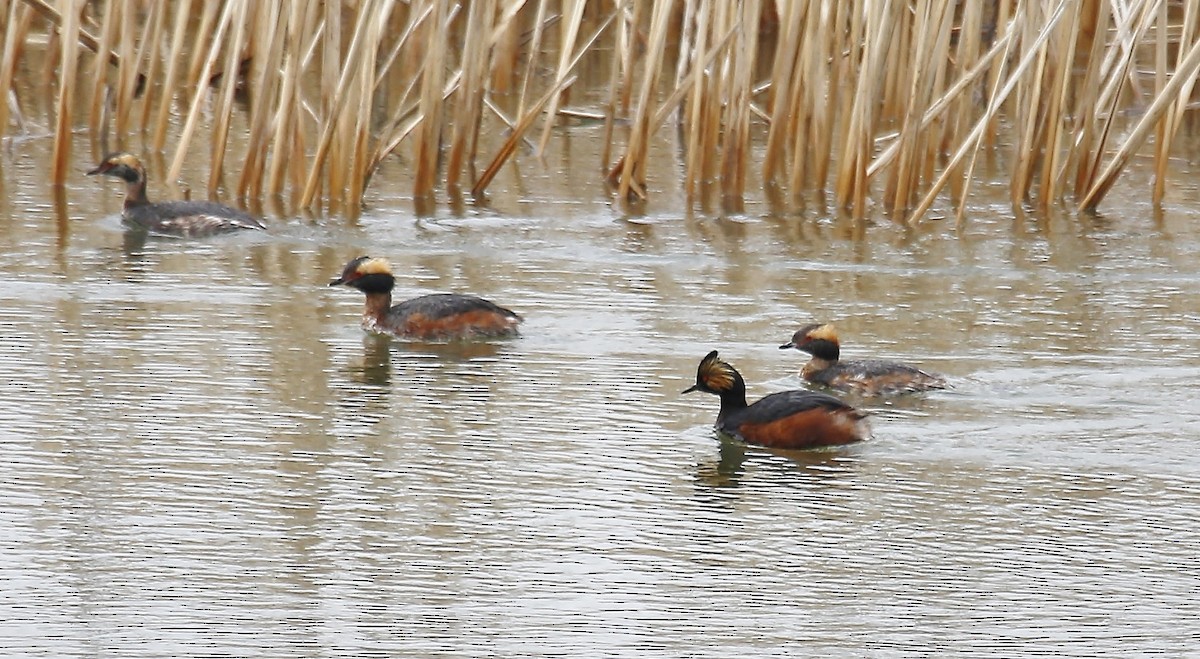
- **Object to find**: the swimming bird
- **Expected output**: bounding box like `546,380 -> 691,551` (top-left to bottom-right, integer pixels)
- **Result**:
87,152 -> 265,237
684,350 -> 869,449
780,323 -> 947,395
330,256 -> 522,341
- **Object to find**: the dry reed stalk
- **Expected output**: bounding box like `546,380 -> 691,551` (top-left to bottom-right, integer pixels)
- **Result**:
674,0 -> 697,90
363,3 -> 441,182
918,5 -> 955,203
474,6 -> 616,195
941,0 -> 984,202
718,0 -> 761,208
21,0 -> 134,82
184,1 -> 220,89
982,0 -> 1014,150
910,0 -> 1068,225
617,0 -> 639,116
836,0 -> 897,218
616,0 -> 673,200
1075,2 -> 1157,201
688,0 -> 733,200
1069,4 -> 1111,198
870,21 -> 1013,181
152,0 -> 193,151
832,0 -> 864,210
681,0 -> 711,201
1154,0 -> 1200,205
168,0 -> 237,183
606,20 -> 737,182
600,0 -> 638,171
473,73 -> 578,196
762,0 -> 805,186
880,1 -> 910,131
86,0 -> 118,137
1034,2 -> 1082,210
887,0 -> 955,216
135,0 -> 167,134
516,0 -> 550,121
488,1 -> 523,93
115,0 -> 153,138
446,0 -> 496,190
789,0 -> 837,197
323,1 -> 346,209
1151,0 -> 1170,204
812,0 -> 851,198
535,0 -> 585,156
51,0 -> 84,184
265,0 -> 308,198
207,0 -> 250,197
409,0 -> 448,201
346,1 -> 394,212
1079,29 -> 1200,212
598,0 -> 625,171
1008,0 -> 1050,208
238,1 -> 284,201
301,0 -> 397,208
0,2 -> 33,137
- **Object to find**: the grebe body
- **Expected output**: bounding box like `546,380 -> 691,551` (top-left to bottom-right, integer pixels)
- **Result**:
780,323 -> 947,396
87,153 -> 265,237
684,350 -> 869,450
330,256 -> 522,341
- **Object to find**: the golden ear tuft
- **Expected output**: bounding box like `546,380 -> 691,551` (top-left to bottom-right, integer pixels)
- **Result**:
356,257 -> 393,276
698,350 -> 737,391
112,152 -> 142,168
806,323 -> 839,343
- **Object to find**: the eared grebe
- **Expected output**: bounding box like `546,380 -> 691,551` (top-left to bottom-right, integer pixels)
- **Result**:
329,256 -> 522,340
780,323 -> 947,396
684,350 -> 869,450
87,152 -> 266,237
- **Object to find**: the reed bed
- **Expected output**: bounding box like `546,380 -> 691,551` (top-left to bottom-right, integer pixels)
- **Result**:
2,0 -> 1199,223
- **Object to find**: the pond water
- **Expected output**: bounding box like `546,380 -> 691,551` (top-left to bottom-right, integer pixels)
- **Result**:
2,123 -> 1200,657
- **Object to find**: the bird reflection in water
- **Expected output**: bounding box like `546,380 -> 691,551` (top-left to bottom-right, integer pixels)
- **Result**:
348,334 -> 507,388
693,438 -> 861,490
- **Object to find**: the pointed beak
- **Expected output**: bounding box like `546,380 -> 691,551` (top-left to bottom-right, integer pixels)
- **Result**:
779,342 -> 795,350
328,277 -> 347,287
86,164 -> 106,176
682,384 -> 699,394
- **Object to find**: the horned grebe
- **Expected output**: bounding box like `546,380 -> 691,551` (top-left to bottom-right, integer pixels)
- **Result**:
329,256 -> 522,341
87,152 -> 265,237
684,350 -> 869,449
780,323 -> 947,395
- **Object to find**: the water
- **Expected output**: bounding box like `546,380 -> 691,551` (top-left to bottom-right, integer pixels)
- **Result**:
3,131 -> 1200,657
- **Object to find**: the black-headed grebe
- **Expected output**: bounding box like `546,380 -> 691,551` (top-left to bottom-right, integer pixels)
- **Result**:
87,153 -> 266,237
780,323 -> 947,396
330,256 -> 522,341
684,350 -> 869,450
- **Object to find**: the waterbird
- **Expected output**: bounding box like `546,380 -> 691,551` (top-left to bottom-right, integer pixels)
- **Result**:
684,350 -> 869,449
87,152 -> 265,237
779,323 -> 947,396
329,256 -> 522,341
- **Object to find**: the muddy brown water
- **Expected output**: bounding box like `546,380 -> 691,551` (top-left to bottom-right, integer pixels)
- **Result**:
2,121 -> 1199,656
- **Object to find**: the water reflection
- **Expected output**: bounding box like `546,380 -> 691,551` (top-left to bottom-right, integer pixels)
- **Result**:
693,437 -> 860,491
4,107 -> 1200,658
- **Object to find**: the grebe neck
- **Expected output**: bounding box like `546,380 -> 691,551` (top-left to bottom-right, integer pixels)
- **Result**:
802,356 -> 836,377
715,388 -> 748,425
124,178 -> 150,208
361,291 -> 393,330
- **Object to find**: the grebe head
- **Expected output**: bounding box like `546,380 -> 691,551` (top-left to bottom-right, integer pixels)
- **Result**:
683,350 -> 746,396
780,323 -> 840,360
87,152 -> 146,185
329,256 -> 395,294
